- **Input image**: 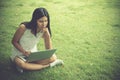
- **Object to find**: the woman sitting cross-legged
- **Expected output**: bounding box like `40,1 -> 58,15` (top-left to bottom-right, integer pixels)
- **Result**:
11,7 -> 64,73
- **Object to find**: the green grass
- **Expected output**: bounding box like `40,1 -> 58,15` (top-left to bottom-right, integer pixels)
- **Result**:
0,0 -> 120,80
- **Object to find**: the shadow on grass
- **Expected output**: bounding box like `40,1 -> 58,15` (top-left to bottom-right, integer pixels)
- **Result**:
0,60 -> 18,80
105,0 -> 120,8
107,0 -> 120,80
0,59 -> 49,80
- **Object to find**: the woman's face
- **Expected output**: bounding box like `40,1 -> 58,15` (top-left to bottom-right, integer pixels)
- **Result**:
37,16 -> 48,30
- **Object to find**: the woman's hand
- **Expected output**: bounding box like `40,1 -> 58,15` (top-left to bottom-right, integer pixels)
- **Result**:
24,51 -> 31,57
43,28 -> 52,49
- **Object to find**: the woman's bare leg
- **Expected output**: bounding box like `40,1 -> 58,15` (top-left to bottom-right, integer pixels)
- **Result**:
14,57 -> 49,70
35,54 -> 64,67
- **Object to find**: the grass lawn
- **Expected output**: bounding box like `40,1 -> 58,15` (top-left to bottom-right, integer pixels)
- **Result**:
0,0 -> 120,80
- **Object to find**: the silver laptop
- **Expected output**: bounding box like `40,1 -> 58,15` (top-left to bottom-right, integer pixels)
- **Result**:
26,49 -> 56,62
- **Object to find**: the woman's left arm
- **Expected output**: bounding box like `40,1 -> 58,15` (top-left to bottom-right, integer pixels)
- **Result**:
43,28 -> 52,49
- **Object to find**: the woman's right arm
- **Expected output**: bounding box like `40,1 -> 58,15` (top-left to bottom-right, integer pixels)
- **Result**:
12,24 -> 27,55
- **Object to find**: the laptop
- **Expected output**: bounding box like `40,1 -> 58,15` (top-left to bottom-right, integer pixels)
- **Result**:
26,49 -> 57,62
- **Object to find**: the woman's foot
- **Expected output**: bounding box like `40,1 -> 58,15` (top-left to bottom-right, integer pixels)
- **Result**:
50,59 -> 64,67
16,66 -> 23,73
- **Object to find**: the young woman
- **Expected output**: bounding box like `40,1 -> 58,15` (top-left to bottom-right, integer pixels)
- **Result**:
11,7 -> 63,73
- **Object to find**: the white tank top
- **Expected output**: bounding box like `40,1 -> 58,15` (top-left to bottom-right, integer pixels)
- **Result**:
11,29 -> 43,60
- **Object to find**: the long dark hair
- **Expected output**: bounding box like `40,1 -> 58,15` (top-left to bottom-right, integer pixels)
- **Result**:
23,7 -> 51,36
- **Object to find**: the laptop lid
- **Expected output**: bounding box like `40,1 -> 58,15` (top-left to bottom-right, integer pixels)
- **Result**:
26,49 -> 57,62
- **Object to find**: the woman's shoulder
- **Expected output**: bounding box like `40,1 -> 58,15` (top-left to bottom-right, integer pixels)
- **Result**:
20,21 -> 30,29
14,23 -> 27,36
19,21 -> 30,30
18,24 -> 26,31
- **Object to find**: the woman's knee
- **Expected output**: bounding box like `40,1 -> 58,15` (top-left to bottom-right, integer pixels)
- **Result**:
50,54 -> 57,62
14,57 -> 25,68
